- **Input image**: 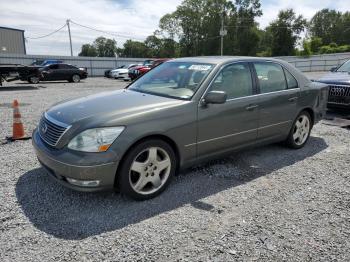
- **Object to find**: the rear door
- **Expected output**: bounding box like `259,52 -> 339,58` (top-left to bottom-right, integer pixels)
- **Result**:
57,64 -> 74,80
252,62 -> 300,141
197,62 -> 259,157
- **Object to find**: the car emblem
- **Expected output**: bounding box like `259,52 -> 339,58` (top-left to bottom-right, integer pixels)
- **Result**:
41,123 -> 48,134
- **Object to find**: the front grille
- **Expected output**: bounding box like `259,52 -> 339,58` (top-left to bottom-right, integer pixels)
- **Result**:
328,85 -> 350,105
39,114 -> 69,147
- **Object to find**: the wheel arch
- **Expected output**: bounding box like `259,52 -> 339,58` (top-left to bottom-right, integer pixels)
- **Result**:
299,107 -> 315,126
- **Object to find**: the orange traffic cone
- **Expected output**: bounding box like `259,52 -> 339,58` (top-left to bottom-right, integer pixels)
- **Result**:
10,100 -> 31,141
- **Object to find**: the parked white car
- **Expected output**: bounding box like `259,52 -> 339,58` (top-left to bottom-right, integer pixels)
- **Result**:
110,64 -> 139,79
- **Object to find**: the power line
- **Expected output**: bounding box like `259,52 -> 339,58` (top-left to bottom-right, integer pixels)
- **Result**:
25,24 -> 67,39
224,25 -> 309,31
25,20 -> 147,42
69,20 -> 145,41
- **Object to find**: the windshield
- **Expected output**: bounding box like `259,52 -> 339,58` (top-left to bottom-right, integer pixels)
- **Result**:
143,60 -> 154,65
128,62 -> 214,100
337,60 -> 350,72
128,64 -> 137,69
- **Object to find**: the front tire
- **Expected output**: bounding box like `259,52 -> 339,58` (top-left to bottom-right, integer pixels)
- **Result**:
118,139 -> 176,200
71,74 -> 80,83
286,111 -> 312,149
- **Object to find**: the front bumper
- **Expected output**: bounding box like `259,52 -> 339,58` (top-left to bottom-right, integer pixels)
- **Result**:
32,129 -> 119,192
128,72 -> 139,80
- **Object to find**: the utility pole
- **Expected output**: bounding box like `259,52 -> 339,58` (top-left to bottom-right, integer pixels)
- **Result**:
220,11 -> 227,56
66,19 -> 73,56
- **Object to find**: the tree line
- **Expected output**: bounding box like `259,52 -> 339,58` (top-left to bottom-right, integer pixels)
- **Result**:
79,0 -> 350,58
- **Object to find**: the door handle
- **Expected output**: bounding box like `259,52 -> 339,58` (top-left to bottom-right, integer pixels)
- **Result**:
246,104 -> 259,111
288,97 -> 298,102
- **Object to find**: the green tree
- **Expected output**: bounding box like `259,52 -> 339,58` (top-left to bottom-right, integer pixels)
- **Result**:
78,37 -> 117,57
234,0 -> 262,55
309,9 -> 342,45
93,37 -> 118,57
145,35 -> 179,58
299,40 -> 312,57
159,38 -> 179,57
309,37 -> 323,53
268,9 -> 306,56
119,40 -> 149,58
256,28 -> 272,56
340,12 -> 350,45
159,13 -> 181,40
159,0 -> 238,56
144,35 -> 162,57
78,44 -> 97,57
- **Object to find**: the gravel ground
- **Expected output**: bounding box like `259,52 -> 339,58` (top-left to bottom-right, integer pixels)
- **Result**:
1,76 -> 349,261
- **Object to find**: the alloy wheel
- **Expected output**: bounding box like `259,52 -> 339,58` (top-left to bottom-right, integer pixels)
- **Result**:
129,147 -> 171,195
293,114 -> 310,146
72,74 -> 80,83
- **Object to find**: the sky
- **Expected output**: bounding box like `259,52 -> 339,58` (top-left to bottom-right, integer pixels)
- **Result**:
0,0 -> 348,56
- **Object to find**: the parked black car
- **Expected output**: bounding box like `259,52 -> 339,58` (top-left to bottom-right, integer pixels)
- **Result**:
37,64 -> 88,83
316,60 -> 350,109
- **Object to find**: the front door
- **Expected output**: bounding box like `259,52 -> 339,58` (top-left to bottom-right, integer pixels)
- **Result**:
197,62 -> 259,157
252,62 -> 300,141
43,64 -> 60,81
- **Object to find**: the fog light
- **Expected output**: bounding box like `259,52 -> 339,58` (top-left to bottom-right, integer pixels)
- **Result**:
66,178 -> 100,187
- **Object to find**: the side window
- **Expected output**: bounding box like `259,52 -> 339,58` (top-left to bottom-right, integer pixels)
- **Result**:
284,69 -> 298,89
49,64 -> 59,70
209,63 -> 253,100
59,64 -> 74,69
254,62 -> 287,93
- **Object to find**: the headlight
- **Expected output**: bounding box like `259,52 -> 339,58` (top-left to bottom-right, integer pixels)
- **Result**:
68,127 -> 125,152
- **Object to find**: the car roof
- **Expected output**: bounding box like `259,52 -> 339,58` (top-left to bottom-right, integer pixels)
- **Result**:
47,63 -> 74,66
169,56 -> 286,65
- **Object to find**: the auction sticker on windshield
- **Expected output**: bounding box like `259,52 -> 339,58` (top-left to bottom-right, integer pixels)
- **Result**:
188,65 -> 213,71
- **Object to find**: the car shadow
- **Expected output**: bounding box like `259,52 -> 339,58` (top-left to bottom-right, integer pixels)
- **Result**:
37,81 -> 79,84
16,136 -> 328,240
326,109 -> 350,119
0,85 -> 42,91
15,81 -> 72,84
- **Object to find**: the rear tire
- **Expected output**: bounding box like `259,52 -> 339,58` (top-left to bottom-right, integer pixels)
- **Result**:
117,139 -> 176,200
286,111 -> 312,149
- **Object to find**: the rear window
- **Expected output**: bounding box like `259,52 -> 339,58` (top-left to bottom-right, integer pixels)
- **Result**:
59,64 -> 75,69
49,64 -> 59,70
284,69 -> 298,89
254,62 -> 287,93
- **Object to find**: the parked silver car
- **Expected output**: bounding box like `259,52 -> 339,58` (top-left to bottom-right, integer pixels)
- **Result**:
32,57 -> 328,200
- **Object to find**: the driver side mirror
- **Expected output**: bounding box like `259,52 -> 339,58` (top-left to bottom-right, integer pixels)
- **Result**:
330,66 -> 338,72
203,91 -> 227,105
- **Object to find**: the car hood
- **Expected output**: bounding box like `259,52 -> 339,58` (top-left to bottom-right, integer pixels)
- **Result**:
317,72 -> 350,85
46,89 -> 184,125
111,69 -> 128,73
